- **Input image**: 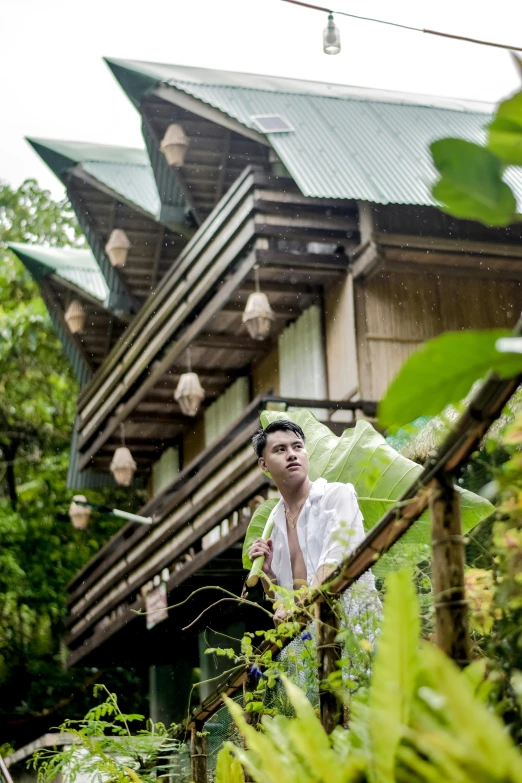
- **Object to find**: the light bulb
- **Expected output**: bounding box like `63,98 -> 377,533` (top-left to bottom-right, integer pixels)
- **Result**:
323,13 -> 341,55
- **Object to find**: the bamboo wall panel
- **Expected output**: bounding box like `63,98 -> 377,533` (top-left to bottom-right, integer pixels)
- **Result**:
356,270 -> 522,400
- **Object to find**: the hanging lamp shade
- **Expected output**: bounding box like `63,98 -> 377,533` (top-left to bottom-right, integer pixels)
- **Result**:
69,495 -> 91,529
64,299 -> 86,334
110,446 -> 137,486
160,124 -> 190,167
242,291 -> 275,341
175,372 -> 205,417
323,13 -> 341,55
105,228 -> 131,268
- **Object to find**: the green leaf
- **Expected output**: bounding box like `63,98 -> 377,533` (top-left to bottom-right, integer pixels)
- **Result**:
430,138 -> 517,226
216,746 -> 245,783
243,409 -> 493,573
413,642 -> 522,783
488,90 -> 522,166
379,329 -> 522,431
369,569 -> 420,783
242,498 -> 278,569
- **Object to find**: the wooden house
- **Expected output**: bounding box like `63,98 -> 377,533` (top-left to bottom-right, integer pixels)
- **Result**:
13,59 -> 522,723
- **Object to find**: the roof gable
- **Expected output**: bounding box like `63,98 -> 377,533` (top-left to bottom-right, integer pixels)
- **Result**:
9,243 -> 109,302
105,58 -> 522,209
28,138 -> 160,217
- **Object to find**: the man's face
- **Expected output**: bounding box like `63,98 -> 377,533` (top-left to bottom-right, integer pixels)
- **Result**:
259,430 -> 309,489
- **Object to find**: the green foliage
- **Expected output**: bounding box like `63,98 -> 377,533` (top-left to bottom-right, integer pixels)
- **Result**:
30,685 -> 179,783
488,91 -> 522,166
242,409 -> 493,574
430,88 -> 522,226
0,180 -> 145,742
369,570 -> 419,783
219,569 -> 522,783
378,329 -> 522,432
216,746 -> 245,783
431,139 -> 517,226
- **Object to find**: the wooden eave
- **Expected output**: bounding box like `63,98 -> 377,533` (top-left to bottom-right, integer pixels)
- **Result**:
39,275 -> 126,375
75,167 -> 358,473
141,92 -> 271,224
66,173 -> 190,306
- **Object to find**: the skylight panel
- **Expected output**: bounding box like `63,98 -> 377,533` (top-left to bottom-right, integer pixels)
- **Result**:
249,115 -> 294,133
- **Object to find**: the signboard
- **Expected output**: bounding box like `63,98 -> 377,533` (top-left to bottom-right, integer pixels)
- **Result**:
144,582 -> 168,630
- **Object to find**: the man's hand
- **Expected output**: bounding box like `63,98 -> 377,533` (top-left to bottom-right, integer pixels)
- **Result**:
248,537 -> 275,579
273,605 -> 290,626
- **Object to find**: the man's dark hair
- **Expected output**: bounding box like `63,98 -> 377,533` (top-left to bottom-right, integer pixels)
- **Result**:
252,420 -> 306,459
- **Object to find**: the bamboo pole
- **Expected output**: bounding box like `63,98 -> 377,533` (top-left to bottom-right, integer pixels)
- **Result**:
0,755 -> 15,783
315,598 -> 342,733
430,473 -> 470,667
190,721 -> 207,783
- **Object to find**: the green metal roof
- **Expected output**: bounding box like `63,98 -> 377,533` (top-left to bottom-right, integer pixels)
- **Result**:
106,58 -> 522,209
27,138 -> 161,217
8,243 -> 109,302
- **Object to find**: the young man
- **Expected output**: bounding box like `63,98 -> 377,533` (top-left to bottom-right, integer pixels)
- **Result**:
248,420 -> 371,624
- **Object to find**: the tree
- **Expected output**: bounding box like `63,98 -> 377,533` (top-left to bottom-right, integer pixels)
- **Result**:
0,179 -> 84,509
0,180 -> 147,748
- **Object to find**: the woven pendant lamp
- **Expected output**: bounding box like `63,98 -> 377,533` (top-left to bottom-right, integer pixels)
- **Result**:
105,228 -> 131,268
69,495 -> 91,529
174,349 -> 205,417
242,266 -> 274,341
110,426 -> 137,486
64,299 -> 86,334
160,124 -> 190,167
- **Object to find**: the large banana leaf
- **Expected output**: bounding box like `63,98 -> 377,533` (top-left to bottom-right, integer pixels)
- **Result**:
242,409 -> 494,571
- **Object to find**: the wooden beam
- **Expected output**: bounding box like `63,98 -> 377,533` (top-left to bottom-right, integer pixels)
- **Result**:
430,474 -> 470,667
194,333 -> 267,352
191,723 -> 207,783
237,280 -> 320,296
315,599 -> 342,733
384,247 -> 522,279
350,241 -> 384,280
255,248 -> 351,273
375,232 -> 522,258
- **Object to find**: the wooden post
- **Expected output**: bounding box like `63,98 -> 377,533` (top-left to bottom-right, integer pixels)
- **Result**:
315,598 -> 342,733
191,720 -> 207,783
430,472 -> 471,667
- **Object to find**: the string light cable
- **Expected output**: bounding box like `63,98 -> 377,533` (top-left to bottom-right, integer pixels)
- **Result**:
281,0 -> 522,53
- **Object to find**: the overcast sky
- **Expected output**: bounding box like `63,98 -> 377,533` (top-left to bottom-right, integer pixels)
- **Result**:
1,0 -> 521,198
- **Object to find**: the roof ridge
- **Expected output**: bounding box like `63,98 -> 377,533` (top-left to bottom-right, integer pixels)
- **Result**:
169,76 -> 494,115
108,57 -> 494,115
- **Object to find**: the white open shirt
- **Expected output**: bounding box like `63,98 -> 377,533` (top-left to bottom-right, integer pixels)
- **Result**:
269,477 -> 368,591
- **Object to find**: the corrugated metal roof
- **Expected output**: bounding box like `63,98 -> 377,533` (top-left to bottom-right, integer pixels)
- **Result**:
82,161 -> 160,216
107,59 -> 522,209
28,138 -> 161,217
9,243 -> 109,301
